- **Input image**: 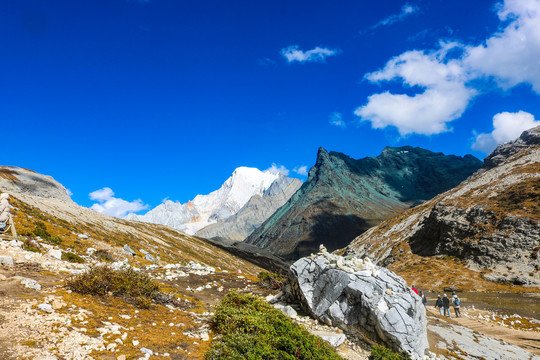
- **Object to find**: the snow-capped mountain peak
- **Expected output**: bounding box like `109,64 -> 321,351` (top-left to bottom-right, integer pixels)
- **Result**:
127,166 -> 285,234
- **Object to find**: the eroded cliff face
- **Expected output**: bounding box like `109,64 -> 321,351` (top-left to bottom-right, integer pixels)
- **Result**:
245,146 -> 482,259
345,126 -> 540,288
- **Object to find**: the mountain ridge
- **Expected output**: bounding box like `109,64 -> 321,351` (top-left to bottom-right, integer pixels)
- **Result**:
343,126 -> 540,289
245,146 -> 483,259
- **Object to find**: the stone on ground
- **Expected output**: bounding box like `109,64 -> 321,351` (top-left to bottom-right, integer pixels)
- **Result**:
284,251 -> 428,359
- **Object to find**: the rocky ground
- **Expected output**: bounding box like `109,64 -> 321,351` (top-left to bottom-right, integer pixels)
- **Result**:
0,233 -> 371,360
426,306 -> 540,359
1,188 -> 539,359
2,233 -> 540,360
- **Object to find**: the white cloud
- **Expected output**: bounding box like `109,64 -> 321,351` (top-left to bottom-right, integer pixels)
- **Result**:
356,0 -> 540,137
329,112 -> 346,128
266,163 -> 290,176
65,188 -> 73,197
89,187 -> 148,218
464,0 -> 540,93
371,3 -> 419,29
355,44 -> 476,136
89,187 -> 114,201
293,166 -> 309,176
472,110 -> 540,153
281,45 -> 339,63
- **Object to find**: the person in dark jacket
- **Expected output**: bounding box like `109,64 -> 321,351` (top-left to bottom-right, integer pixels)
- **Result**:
442,294 -> 451,317
420,291 -> 427,307
435,295 -> 444,316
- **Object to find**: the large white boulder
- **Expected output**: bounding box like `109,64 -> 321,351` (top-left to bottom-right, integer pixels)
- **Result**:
284,252 -> 428,359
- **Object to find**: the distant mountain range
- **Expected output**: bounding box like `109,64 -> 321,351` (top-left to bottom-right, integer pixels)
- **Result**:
244,146 -> 482,259
126,167 -> 302,239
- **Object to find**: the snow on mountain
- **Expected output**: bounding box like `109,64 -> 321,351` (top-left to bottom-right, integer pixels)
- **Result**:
126,167 -> 282,234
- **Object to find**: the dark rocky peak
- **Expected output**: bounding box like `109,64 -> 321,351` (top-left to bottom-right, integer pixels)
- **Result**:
245,145 -> 482,259
483,125 -> 540,170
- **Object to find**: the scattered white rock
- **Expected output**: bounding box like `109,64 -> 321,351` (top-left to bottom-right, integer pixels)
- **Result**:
140,347 -> 153,355
51,300 -> 62,310
13,276 -> 42,291
0,255 -> 14,266
47,249 -> 62,260
38,303 -> 53,313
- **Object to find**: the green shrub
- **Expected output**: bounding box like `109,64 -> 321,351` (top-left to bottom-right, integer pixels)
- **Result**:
94,249 -> 115,262
369,345 -> 411,360
23,239 -> 41,253
32,221 -> 62,244
66,266 -> 160,309
257,271 -> 284,289
62,252 -> 86,263
32,221 -> 51,239
205,291 -> 345,360
48,236 -> 62,245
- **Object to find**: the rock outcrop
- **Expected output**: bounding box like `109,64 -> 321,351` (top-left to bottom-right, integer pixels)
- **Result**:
196,176 -> 301,242
0,166 -> 73,203
284,247 -> 428,359
245,146 -> 482,259
345,126 -> 540,287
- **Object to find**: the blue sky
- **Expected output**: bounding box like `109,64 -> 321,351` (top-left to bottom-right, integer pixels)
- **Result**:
2,0 -> 540,216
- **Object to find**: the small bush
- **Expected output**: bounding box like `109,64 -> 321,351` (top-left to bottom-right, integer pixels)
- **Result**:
23,239 -> 41,253
66,266 -> 160,309
94,249 -> 115,262
32,221 -> 63,244
205,291 -> 345,360
257,271 -> 284,289
49,236 -> 62,245
369,345 -> 411,360
32,221 -> 51,239
62,252 -> 86,264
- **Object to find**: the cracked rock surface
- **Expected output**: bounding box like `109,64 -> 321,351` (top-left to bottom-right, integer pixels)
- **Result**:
284,251 -> 428,359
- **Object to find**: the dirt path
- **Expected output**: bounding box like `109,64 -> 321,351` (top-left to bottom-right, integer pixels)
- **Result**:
427,307 -> 540,356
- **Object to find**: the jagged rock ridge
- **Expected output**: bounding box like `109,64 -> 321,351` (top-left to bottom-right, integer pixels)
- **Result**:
127,167 -> 300,237
196,175 -> 302,242
0,166 -> 74,204
345,126 -> 540,287
245,146 -> 482,259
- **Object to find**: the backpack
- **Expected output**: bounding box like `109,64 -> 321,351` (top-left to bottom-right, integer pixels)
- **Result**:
454,297 -> 460,306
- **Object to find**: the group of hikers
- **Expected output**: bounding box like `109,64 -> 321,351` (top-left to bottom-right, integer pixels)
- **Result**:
412,286 -> 461,318
435,292 -> 461,317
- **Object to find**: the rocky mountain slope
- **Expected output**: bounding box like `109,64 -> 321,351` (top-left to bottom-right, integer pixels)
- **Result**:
0,166 -> 74,203
245,146 -> 482,259
196,175 -> 301,242
344,126 -> 540,289
0,166 -> 275,359
127,167 -> 300,238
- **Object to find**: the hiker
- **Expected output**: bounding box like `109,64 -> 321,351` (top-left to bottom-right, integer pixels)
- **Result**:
435,295 -> 444,316
451,291 -> 461,317
411,285 -> 419,295
442,293 -> 451,317
420,290 -> 427,307
0,193 -> 10,231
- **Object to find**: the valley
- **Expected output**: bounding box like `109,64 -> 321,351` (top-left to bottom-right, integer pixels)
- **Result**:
1,127 -> 540,360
